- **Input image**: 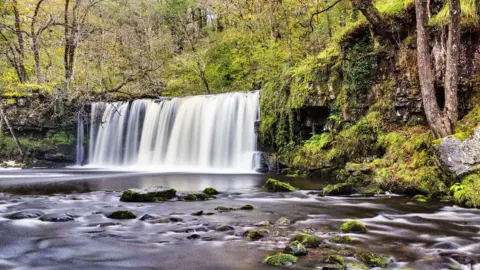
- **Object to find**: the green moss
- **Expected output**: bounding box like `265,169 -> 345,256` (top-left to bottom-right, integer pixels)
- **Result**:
340,220 -> 367,233
263,178 -> 296,192
264,253 -> 297,266
120,188 -> 177,202
183,193 -> 214,201
329,236 -> 352,244
430,0 -> 480,27
290,233 -> 321,248
247,230 -> 264,241
355,252 -> 388,268
450,172 -> 480,208
323,183 -> 355,196
240,204 -> 254,210
203,187 -> 219,195
191,210 -> 203,216
107,211 -> 136,219
215,206 -> 234,211
413,194 -> 429,203
283,240 -> 308,256
326,255 -> 345,266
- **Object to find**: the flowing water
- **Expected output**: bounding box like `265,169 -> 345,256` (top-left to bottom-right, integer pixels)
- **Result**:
87,91 -> 260,172
0,170 -> 478,270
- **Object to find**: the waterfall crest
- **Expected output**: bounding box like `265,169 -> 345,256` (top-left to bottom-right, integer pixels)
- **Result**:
87,91 -> 260,172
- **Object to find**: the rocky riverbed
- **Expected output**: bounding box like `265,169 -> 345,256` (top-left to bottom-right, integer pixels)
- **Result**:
0,169 -> 478,269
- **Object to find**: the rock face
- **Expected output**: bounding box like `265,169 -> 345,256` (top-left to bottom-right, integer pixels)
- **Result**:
437,128 -> 480,175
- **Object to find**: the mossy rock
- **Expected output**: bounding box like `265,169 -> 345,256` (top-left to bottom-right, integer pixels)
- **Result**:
323,183 -> 355,196
413,194 -> 429,203
264,253 -> 297,266
203,187 -> 219,195
216,225 -> 234,231
107,211 -> 136,219
215,206 -> 234,211
120,187 -> 176,202
283,240 -> 308,256
247,230 -> 264,241
263,178 -> 296,192
183,193 -> 214,201
329,236 -> 352,244
191,210 -> 203,216
326,255 -> 345,266
240,204 -> 254,210
340,220 -> 367,233
355,252 -> 388,268
290,233 -> 321,248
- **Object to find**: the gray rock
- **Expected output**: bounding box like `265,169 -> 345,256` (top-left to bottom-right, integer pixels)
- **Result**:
433,242 -> 461,250
284,240 -> 308,256
437,128 -> 480,175
8,210 -> 44,219
275,217 -> 291,226
39,213 -> 75,222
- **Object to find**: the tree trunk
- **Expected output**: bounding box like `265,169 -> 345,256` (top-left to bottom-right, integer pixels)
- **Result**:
12,0 -> 28,83
31,0 -> 46,83
414,0 -> 461,138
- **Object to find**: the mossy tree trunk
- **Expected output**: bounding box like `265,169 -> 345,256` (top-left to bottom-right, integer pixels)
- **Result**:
415,0 -> 460,138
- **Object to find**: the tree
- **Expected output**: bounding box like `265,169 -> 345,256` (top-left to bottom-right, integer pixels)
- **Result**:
415,0 -> 461,138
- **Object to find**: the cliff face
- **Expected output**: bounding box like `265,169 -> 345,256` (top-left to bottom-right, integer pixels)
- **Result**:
0,95 -> 76,168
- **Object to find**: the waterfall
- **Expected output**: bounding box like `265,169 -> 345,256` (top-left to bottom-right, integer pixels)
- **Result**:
75,113 -> 85,166
87,91 -> 260,172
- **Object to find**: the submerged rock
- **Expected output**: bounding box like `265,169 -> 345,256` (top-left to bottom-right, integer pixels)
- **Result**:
317,263 -> 344,270
413,194 -> 429,203
187,234 -> 201,240
107,211 -> 136,219
247,230 -> 264,241
339,220 -> 367,233
329,236 -> 352,244
203,188 -> 219,195
191,210 -> 204,216
39,213 -> 75,222
290,233 -> 321,248
8,210 -> 44,220
433,242 -> 461,250
275,217 -> 291,226
254,221 -> 271,226
263,178 -> 296,192
264,253 -> 297,266
183,193 -> 214,201
283,240 -> 308,256
120,187 -> 176,202
214,206 -> 234,211
216,225 -> 234,231
355,252 -> 388,268
240,204 -> 254,210
139,214 -> 157,221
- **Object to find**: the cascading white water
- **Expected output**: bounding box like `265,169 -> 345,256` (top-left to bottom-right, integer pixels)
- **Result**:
75,113 -> 84,166
87,91 -> 260,172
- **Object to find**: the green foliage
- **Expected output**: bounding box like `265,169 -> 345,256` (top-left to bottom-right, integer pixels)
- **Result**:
264,253 -> 297,266
339,220 -> 367,233
430,0 -> 480,27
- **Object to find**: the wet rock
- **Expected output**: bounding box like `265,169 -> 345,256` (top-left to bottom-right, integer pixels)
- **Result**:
140,214 -> 157,221
254,221 -> 271,226
355,252 -> 388,268
413,194 -> 429,203
317,263 -> 344,270
107,211 -> 136,219
339,220 -> 367,233
323,183 -> 354,196
98,222 -> 120,227
437,128 -> 480,175
120,187 -> 176,202
215,206 -> 234,211
263,178 -> 296,192
183,193 -> 214,201
264,253 -> 297,266
204,212 -> 215,215
216,225 -> 234,231
290,233 -> 321,248
187,234 -> 201,240
433,242 -> 461,250
39,213 -> 75,222
247,230 -> 264,241
326,255 -> 344,266
8,210 -> 44,219
203,188 -> 219,195
329,236 -> 352,244
240,204 -> 254,210
448,254 -> 475,265
275,217 -> 291,226
192,210 -> 204,216
283,240 -> 308,256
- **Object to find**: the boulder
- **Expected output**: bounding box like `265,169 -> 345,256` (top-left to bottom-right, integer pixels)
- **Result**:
8,210 -> 44,220
275,217 -> 291,226
107,211 -> 136,219
120,187 -> 176,202
283,240 -> 308,256
437,128 -> 480,175
240,204 -> 254,210
264,253 -> 297,266
290,233 -> 321,248
339,220 -> 367,233
263,178 -> 296,192
203,188 -> 219,195
355,252 -> 388,268
39,213 -> 75,222
323,183 -> 354,196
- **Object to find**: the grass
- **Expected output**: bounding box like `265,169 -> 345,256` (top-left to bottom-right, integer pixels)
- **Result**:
430,0 -> 480,26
